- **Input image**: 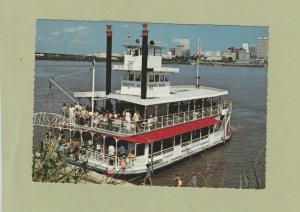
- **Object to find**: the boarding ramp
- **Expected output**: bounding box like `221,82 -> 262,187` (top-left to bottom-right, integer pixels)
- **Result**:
33,112 -> 70,128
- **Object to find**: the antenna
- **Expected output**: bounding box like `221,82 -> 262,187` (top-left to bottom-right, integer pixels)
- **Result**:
91,58 -> 96,127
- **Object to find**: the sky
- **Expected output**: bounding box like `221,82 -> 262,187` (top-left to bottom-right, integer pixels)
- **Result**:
36,20 -> 268,55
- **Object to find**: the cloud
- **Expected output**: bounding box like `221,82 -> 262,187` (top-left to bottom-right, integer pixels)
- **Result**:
64,26 -> 88,34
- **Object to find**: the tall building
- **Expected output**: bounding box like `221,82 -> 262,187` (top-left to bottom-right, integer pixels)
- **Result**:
175,44 -> 183,57
249,44 -> 257,58
257,37 -> 269,59
242,43 -> 249,53
179,38 -> 190,57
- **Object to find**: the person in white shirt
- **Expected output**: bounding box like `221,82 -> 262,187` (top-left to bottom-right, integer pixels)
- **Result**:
125,111 -> 132,122
68,105 -> 75,124
108,145 -> 115,156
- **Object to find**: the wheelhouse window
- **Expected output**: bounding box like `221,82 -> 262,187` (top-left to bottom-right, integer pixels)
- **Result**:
165,75 -> 170,82
159,75 -> 165,82
149,74 -> 154,82
129,73 -> 134,81
136,144 -> 145,156
123,73 -> 128,80
154,75 -> 159,82
135,74 -> 141,81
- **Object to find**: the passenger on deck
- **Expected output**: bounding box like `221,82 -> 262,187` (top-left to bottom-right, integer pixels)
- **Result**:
68,104 -> 75,124
61,103 -> 68,117
133,111 -> 141,122
93,112 -> 100,127
108,145 -> 115,156
105,111 -> 113,130
120,155 -> 126,174
118,145 -> 127,158
125,110 -> 132,122
127,151 -> 136,167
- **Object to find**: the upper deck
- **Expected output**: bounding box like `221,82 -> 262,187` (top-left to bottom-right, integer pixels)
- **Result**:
74,85 -> 228,106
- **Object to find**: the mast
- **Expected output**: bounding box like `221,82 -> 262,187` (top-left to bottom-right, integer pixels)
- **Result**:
196,36 -> 201,88
91,58 -> 95,127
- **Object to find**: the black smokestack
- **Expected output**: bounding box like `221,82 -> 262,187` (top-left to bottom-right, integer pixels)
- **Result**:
141,23 -> 148,99
106,25 -> 112,95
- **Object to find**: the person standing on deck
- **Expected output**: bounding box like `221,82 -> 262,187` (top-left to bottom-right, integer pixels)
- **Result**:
127,151 -> 135,167
61,103 -> 68,118
68,104 -> 75,124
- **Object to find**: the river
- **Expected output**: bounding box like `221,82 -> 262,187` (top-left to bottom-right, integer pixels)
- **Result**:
34,60 -> 267,189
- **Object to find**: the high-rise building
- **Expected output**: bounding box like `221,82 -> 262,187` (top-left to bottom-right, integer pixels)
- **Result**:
257,37 -> 269,59
179,38 -> 190,57
242,43 -> 249,53
249,44 -> 257,58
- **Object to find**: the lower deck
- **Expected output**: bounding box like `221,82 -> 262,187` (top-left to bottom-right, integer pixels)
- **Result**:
75,129 -> 225,175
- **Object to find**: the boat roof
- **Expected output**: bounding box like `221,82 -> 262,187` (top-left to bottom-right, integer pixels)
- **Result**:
112,65 -> 179,73
122,44 -> 164,49
74,85 -> 228,106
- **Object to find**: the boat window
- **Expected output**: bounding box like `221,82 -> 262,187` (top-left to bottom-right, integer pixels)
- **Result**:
134,48 -> 139,56
155,75 -> 159,82
136,144 -> 145,156
123,73 -> 128,80
175,135 -> 181,145
192,129 -> 201,140
151,141 -> 162,153
126,48 -> 131,55
165,75 -> 170,82
201,127 -> 209,138
148,48 -> 154,56
209,125 -> 214,134
182,132 -> 191,143
163,138 -> 173,150
149,74 -> 154,82
135,74 -> 141,81
159,75 -> 165,82
129,73 -> 134,81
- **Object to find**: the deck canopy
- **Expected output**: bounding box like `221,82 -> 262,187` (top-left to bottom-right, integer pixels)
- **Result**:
114,117 -> 222,144
74,85 -> 228,106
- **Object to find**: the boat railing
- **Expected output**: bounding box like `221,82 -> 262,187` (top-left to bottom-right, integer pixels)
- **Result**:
33,101 -> 231,137
85,149 -> 119,165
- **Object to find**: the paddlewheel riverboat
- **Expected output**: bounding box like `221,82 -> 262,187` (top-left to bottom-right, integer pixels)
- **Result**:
33,24 -> 232,175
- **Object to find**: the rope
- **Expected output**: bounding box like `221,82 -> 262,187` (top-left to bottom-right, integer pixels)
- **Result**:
52,69 -> 90,80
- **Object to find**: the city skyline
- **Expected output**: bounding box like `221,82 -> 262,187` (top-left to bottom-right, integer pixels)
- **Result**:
36,20 -> 268,55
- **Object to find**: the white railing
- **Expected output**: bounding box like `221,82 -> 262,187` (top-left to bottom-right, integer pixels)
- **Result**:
33,102 -> 231,137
